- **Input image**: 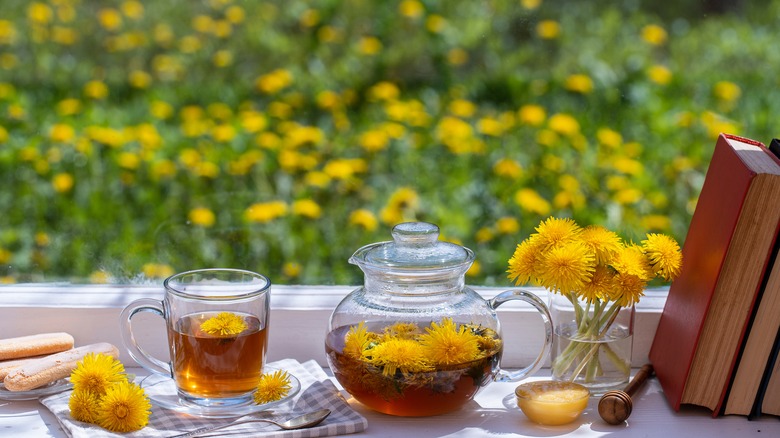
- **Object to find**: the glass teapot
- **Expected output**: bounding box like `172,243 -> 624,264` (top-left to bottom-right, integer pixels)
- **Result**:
325,222 -> 552,416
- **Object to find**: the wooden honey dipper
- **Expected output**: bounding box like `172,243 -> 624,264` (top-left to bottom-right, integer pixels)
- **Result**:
598,363 -> 654,425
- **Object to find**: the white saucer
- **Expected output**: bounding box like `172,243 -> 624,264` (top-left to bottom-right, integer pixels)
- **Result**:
139,370 -> 301,418
0,379 -> 73,400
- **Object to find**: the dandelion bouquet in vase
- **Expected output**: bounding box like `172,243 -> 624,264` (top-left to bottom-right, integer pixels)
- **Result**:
508,217 -> 682,392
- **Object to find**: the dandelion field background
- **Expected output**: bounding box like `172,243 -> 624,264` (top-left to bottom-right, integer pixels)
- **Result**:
1,0 -> 779,286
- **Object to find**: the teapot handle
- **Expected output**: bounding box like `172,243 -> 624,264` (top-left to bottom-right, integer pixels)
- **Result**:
488,289 -> 553,382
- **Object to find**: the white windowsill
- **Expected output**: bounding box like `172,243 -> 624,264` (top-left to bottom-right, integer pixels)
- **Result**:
0,284 -> 667,369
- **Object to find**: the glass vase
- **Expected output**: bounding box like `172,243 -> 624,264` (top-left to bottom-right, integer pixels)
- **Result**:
549,292 -> 634,395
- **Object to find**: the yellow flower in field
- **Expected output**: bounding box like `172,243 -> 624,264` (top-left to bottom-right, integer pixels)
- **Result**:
400,0 -> 424,18
641,233 -> 683,281
447,47 -> 469,65
51,26 -> 78,45
323,158 -> 366,180
211,124 -> 236,142
128,70 -> 151,89
292,199 -> 322,219
56,98 -> 81,116
496,217 -> 520,235
254,370 -> 292,404
0,20 -> 18,45
201,312 -> 248,336
213,50 -> 233,67
548,113 -> 580,136
299,9 -> 320,27
71,353 -> 128,396
142,263 -> 174,279
596,127 -> 622,149
121,1 -> 144,20
192,14 -> 214,33
475,227 -> 494,244
467,260 -> 481,277
449,99 -> 476,118
518,104 -> 546,126
69,390 -> 101,423
52,172 -> 74,193
28,3 -> 53,24
612,157 -> 644,175
96,382 -> 151,433
213,20 -> 233,39
358,36 -> 382,55
317,25 -> 342,43
150,160 -> 176,180
255,69 -> 293,94
493,158 -> 523,179
359,129 -> 390,152
188,207 -> 216,227
0,126 -> 7,143
477,117 -> 504,137
647,65 -> 672,85
714,81 -> 741,102
419,318 -> 481,365
614,188 -> 642,204
641,24 -> 667,46
349,209 -> 379,231
369,81 -> 400,101
84,80 -> 109,100
0,248 -> 12,264
522,0 -> 542,9
282,262 -> 302,278
150,100 -> 173,120
640,214 -> 671,231
89,270 -> 110,283
226,6 -> 246,24
50,124 -> 76,143
117,152 -> 140,170
244,201 -> 288,223
514,188 -> 551,216
564,74 -> 593,94
98,8 -> 123,31
425,14 -> 447,33
536,20 -> 560,39
364,338 -> 432,376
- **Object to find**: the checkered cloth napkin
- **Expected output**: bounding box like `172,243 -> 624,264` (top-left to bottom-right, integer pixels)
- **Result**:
40,358 -> 368,438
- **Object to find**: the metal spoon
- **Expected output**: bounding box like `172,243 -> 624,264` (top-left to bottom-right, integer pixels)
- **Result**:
168,408 -> 331,437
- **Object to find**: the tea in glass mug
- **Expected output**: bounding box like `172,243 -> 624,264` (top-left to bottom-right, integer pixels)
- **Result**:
120,268 -> 270,406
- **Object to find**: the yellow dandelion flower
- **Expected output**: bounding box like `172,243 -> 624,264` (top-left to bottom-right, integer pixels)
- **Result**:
580,226 -> 622,265
358,36 -> 382,55
52,172 -> 74,193
548,113 -> 580,136
610,244 -> 653,282
142,263 -> 174,279
611,272 -> 646,307
254,370 -> 292,404
96,381 -> 151,433
244,201 -> 288,223
200,312 -> 248,336
447,47 -> 469,65
534,217 -> 582,250
365,338 -> 432,376
536,20 -> 560,39
579,265 -> 615,303
647,65 -> 672,85
84,80 -> 109,100
538,241 -> 595,294
714,81 -> 741,102
425,15 -> 447,33
419,318 -> 481,366
383,322 -> 419,341
344,321 -> 377,358
69,389 -> 101,423
449,99 -> 476,118
70,353 -> 128,396
475,227 -> 494,244
518,104 -> 546,126
188,207 -> 216,227
349,209 -> 379,232
368,81 -> 400,101
564,74 -> 593,94
495,217 -> 520,235
514,188 -> 551,216
641,24 -> 667,46
282,262 -> 302,278
641,233 -> 682,281
292,199 -> 322,219
399,0 -> 424,18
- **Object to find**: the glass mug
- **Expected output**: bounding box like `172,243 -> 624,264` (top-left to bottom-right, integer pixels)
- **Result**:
120,268 -> 271,407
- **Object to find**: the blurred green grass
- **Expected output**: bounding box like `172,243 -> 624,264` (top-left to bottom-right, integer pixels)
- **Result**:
0,0 -> 777,285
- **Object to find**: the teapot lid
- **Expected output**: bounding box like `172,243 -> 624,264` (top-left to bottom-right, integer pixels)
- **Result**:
351,222 -> 474,270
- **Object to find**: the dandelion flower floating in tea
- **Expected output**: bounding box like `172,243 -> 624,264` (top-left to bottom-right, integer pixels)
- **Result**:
418,318 -> 481,365
70,353 -> 128,396
200,311 -> 248,336
96,381 -> 152,433
254,370 -> 292,404
68,389 -> 101,423
364,338 -> 432,376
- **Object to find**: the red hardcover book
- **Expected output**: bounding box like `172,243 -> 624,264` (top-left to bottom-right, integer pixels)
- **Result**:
649,133 -> 780,415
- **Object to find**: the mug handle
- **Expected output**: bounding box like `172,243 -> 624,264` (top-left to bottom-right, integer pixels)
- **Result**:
488,289 -> 553,382
119,298 -> 172,377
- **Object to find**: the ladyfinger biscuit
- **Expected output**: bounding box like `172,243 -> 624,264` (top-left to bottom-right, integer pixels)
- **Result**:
0,333 -> 75,360
0,355 -> 48,380
3,342 -> 119,391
